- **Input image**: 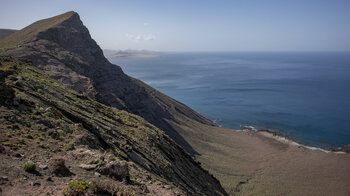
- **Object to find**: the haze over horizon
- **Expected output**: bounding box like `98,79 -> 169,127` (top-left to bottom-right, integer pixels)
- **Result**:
1,0 -> 350,52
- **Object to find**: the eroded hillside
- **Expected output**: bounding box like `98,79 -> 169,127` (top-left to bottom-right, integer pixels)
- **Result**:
0,57 -> 227,195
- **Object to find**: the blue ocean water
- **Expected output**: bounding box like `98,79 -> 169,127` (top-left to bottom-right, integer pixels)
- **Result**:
110,52 -> 350,149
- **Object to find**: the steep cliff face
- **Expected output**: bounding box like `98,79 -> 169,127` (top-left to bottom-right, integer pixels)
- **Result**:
0,57 -> 227,195
0,12 -> 228,195
0,11 -> 211,154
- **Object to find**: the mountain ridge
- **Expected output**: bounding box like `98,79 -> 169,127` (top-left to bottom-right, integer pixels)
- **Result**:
0,29 -> 17,41
0,11 -> 76,48
0,11 -> 227,195
0,12 -> 212,156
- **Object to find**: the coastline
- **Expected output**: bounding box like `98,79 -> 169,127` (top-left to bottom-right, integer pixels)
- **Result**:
239,125 -> 350,154
174,117 -> 350,195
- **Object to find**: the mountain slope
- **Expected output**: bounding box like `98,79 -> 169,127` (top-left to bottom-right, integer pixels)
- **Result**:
0,57 -> 227,195
1,12 -> 350,196
0,11 -> 210,155
0,12 -> 74,48
0,29 -> 17,40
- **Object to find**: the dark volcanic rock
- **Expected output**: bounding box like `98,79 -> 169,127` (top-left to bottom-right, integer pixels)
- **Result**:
331,145 -> 350,153
49,158 -> 73,177
0,145 -> 5,154
344,145 -> 350,153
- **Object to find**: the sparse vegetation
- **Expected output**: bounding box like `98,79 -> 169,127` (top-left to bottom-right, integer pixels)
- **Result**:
97,160 -> 104,168
22,161 -> 36,172
57,129 -> 64,134
37,137 -> 44,141
43,111 -> 53,117
91,181 -> 124,195
62,180 -> 92,196
17,138 -> 25,144
2,142 -> 19,148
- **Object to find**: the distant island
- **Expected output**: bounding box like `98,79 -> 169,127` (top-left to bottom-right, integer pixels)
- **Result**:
103,49 -> 163,59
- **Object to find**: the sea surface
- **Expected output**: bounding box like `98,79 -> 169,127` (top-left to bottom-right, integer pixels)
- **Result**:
110,52 -> 350,149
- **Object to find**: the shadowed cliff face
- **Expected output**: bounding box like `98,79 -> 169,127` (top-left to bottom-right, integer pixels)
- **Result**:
0,11 -> 212,155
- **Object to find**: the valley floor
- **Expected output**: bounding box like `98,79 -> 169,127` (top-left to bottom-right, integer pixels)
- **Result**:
169,116 -> 350,196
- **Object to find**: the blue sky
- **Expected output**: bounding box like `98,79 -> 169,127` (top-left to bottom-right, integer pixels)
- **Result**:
1,0 -> 349,51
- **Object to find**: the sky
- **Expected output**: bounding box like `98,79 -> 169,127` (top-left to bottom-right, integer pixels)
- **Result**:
0,0 -> 349,52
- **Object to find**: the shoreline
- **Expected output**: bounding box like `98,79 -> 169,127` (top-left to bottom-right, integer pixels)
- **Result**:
171,115 -> 350,195
239,125 -> 350,154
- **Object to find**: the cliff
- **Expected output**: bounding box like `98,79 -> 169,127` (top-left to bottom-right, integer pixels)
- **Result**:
0,11 -> 211,155
1,11 -> 350,196
0,57 -> 226,195
0,12 -> 227,195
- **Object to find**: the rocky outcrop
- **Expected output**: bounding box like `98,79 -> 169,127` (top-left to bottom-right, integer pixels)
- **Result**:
97,161 -> 130,182
49,158 -> 73,177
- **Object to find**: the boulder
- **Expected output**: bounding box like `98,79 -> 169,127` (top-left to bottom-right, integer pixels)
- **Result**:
74,134 -> 103,149
79,163 -> 97,170
49,158 -> 72,177
70,148 -> 103,164
0,145 -> 5,154
97,161 -> 129,182
343,145 -> 350,153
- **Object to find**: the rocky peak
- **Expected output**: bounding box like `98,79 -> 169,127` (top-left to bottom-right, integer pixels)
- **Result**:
35,11 -> 110,67
0,11 -> 213,156
0,11 -> 77,49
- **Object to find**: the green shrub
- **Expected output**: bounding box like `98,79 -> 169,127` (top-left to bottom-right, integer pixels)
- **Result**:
57,129 -> 64,134
2,142 -> 19,148
43,112 -> 52,117
97,160 -> 104,168
17,138 -> 25,144
22,161 -> 36,172
62,180 -> 92,196
26,113 -> 36,119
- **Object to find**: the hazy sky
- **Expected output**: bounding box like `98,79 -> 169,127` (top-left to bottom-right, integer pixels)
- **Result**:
1,0 -> 349,52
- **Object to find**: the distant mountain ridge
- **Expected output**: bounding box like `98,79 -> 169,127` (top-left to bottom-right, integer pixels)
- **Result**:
103,49 -> 163,59
0,29 -> 17,40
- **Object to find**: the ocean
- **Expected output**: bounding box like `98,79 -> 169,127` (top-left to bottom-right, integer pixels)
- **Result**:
110,52 -> 350,149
